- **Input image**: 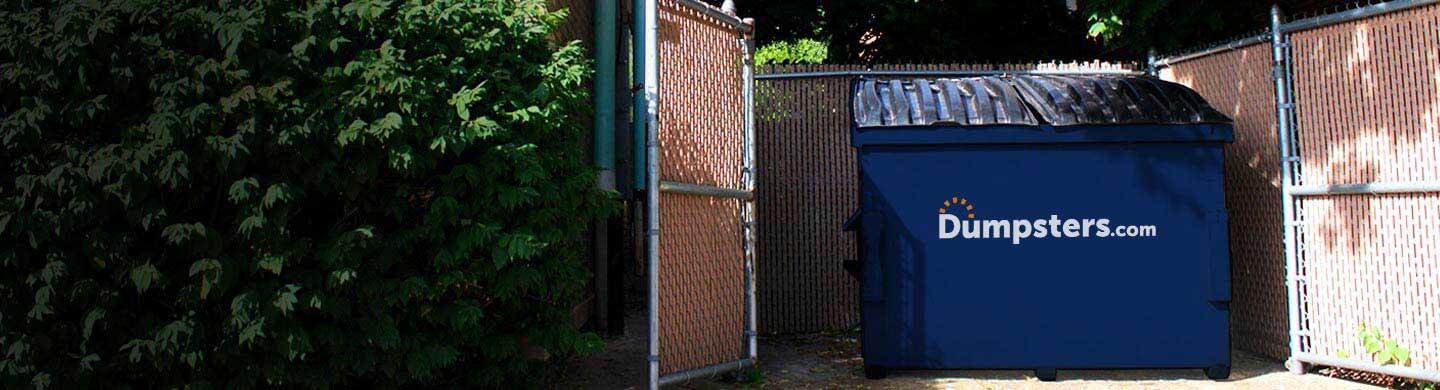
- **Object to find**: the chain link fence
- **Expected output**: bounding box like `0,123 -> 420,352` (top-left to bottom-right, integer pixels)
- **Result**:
1158,0 -> 1440,382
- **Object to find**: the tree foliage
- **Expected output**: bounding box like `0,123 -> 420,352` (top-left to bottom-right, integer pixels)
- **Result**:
1081,0 -> 1270,56
733,0 -> 1297,63
741,0 -> 1103,63
0,0 -> 607,387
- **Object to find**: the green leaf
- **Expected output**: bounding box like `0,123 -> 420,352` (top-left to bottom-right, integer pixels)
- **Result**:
330,269 -> 357,286
328,37 -> 349,52
34,260 -> 65,284
262,184 -> 291,209
455,103 -> 470,120
491,245 -> 509,269
238,214 -> 265,236
78,354 -> 100,371
228,178 -> 259,203
161,223 -> 207,245
1382,339 -> 1401,364
274,284 -> 300,315
189,258 -> 222,299
238,321 -> 266,346
120,339 -> 151,363
1088,22 -> 1107,37
258,255 -> 284,275
31,372 -> 50,389
131,263 -> 160,293
338,119 -> 366,146
82,308 -> 106,341
28,285 -> 54,320
291,35 -> 317,57
1364,337 -> 1382,354
377,112 -> 402,131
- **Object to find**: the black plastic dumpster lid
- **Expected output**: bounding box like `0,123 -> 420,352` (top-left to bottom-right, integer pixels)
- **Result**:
853,75 -> 1233,128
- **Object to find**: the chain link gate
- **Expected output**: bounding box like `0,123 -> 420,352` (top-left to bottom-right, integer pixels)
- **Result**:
1157,0 -> 1440,383
1278,2 -> 1440,381
640,0 -> 755,388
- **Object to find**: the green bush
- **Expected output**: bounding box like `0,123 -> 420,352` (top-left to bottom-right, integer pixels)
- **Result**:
754,38 -> 828,65
0,0 -> 607,387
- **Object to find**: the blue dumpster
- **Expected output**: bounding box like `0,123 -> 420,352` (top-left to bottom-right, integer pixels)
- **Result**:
845,75 -> 1234,381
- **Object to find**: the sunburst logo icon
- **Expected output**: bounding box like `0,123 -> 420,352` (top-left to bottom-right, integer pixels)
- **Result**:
937,196 -> 975,219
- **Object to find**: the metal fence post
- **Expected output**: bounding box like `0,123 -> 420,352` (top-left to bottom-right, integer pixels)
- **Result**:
740,18 -> 759,362
643,0 -> 660,386
1269,4 -> 1305,376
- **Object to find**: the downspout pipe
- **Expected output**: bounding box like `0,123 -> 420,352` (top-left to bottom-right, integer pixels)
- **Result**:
592,0 -> 617,334
1269,4 -> 1304,376
594,0 -> 616,187
643,0 -> 660,388
632,0 -> 649,191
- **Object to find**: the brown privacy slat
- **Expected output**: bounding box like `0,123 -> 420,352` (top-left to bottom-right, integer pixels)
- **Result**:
655,0 -> 747,375
754,62 -> 1138,333
1164,2 -> 1440,369
757,64 -> 855,333
658,194 -> 744,374
1164,41 -> 1289,360
1286,4 -> 1440,371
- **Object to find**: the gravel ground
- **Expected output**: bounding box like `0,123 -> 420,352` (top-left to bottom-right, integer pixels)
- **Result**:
556,313 -> 1381,389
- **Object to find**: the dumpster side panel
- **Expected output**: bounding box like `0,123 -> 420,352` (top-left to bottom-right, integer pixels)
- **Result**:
858,141 -> 1229,369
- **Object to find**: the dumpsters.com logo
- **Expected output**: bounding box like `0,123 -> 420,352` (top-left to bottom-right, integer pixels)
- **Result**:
936,195 -> 1158,245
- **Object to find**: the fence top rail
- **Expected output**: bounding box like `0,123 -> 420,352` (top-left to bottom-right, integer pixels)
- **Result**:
1153,34 -> 1269,68
756,68 -> 1144,80
672,0 -> 752,33
1153,0 -> 1438,67
1279,0 -> 1436,34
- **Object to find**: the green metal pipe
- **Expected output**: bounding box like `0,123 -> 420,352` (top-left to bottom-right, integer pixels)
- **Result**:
631,0 -> 647,190
593,0 -> 616,188
591,0 -> 618,337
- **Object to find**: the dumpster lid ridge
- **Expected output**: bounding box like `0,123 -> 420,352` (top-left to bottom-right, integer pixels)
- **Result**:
853,75 -> 1233,128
